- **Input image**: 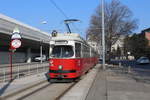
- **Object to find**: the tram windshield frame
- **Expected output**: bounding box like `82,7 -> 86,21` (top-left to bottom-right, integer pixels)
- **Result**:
50,45 -> 74,58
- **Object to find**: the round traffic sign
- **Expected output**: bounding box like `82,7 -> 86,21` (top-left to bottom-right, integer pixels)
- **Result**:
11,39 -> 21,49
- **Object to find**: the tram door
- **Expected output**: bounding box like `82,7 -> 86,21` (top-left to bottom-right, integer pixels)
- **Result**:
75,43 -> 82,75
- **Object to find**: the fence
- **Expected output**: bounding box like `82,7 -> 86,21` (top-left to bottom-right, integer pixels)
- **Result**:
0,62 -> 49,83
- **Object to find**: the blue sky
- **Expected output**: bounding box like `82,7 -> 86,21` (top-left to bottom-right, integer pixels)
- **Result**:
0,0 -> 150,38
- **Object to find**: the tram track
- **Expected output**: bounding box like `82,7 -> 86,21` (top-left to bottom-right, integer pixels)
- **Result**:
1,80 -> 50,100
55,81 -> 77,100
17,82 -> 52,100
1,66 -> 96,100
1,79 -> 79,100
21,81 -> 78,100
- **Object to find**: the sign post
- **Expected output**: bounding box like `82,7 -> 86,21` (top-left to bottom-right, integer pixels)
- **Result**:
9,27 -> 21,80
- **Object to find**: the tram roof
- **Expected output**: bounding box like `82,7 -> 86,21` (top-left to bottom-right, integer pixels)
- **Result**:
50,33 -> 98,50
50,33 -> 86,43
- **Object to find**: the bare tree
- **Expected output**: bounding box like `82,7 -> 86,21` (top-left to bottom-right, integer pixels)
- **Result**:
87,0 -> 137,57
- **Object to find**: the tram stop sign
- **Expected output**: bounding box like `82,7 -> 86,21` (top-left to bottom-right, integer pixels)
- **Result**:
10,27 -> 22,49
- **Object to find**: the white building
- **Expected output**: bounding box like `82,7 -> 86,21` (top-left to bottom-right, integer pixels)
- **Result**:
111,35 -> 125,51
87,41 -> 100,55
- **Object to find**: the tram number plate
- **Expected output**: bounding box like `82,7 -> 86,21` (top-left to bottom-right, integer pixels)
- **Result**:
57,74 -> 63,78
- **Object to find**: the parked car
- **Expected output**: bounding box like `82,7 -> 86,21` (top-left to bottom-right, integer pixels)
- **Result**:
33,55 -> 47,62
136,57 -> 150,64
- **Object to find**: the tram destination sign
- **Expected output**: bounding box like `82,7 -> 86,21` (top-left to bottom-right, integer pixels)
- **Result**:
55,40 -> 68,44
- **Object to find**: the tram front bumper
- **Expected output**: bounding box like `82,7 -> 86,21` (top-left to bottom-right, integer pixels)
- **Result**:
49,70 -> 76,73
49,70 -> 78,79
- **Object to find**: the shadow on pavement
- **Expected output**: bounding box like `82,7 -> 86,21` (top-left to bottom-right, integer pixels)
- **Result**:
107,64 -> 150,84
44,72 -> 50,82
0,76 -> 17,96
130,69 -> 150,84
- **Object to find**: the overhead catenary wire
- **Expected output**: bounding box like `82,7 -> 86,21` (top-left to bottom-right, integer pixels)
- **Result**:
49,0 -> 68,19
48,0 -> 83,35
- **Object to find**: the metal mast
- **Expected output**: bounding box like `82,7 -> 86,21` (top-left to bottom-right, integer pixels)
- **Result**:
101,0 -> 105,70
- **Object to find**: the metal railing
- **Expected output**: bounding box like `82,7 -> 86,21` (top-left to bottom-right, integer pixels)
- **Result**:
0,62 -> 49,83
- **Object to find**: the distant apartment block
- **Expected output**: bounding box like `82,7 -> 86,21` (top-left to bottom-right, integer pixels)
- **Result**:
142,28 -> 150,46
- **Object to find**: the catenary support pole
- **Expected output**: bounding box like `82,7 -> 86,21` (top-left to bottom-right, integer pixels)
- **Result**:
101,0 -> 105,70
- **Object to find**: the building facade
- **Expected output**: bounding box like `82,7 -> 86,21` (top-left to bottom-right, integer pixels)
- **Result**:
142,28 -> 150,46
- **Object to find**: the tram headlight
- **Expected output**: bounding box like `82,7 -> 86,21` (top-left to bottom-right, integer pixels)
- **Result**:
58,65 -> 63,70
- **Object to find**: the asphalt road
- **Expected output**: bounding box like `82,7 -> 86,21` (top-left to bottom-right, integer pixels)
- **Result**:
109,60 -> 150,70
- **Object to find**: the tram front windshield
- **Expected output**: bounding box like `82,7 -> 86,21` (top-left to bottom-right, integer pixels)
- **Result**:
51,45 -> 74,58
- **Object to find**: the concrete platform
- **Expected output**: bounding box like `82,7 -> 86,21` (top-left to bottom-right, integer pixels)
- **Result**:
61,65 -> 150,100
60,64 -> 101,100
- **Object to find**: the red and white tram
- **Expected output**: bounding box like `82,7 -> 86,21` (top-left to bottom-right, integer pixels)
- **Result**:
48,33 -> 98,80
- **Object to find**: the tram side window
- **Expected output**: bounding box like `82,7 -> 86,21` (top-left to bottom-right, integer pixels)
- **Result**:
83,45 -> 90,58
91,49 -> 94,57
75,43 -> 81,57
83,45 -> 86,57
87,47 -> 90,57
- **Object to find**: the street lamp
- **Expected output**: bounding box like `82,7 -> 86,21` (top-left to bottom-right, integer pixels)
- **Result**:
40,21 -> 47,63
40,21 -> 52,63
40,40 -> 43,63
41,21 -> 47,24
